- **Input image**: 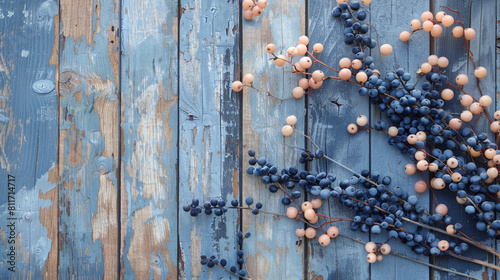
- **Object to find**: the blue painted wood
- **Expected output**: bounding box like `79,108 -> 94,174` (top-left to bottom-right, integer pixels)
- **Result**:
120,0 -> 179,278
177,1 -> 240,279
433,1 -> 497,279
58,0 -> 120,278
241,0 -> 306,278
0,1 -> 59,278
307,1 -> 370,279
369,1 -> 430,279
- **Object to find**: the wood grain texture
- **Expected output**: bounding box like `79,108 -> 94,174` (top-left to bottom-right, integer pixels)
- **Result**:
177,0 -> 240,279
369,1 -> 430,279
241,0 -> 306,279
433,1 -> 497,279
58,0 -> 119,278
120,0 -> 179,279
306,1 -> 370,279
0,1 -> 59,279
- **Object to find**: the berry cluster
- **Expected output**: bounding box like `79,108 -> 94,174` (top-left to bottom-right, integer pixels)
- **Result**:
247,148 -> 473,259
242,0 -> 268,21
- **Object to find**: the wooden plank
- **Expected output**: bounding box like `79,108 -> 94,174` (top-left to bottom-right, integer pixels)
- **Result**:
177,0 -> 240,279
369,1 -> 430,279
306,1 -> 370,279
433,0 -> 497,278
58,0 -> 120,278
241,0 -> 306,279
119,0 -> 179,278
497,2 -> 500,278
0,1 -> 59,279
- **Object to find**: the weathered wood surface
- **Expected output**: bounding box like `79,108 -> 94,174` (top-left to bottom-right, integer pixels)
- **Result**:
0,0 -> 498,279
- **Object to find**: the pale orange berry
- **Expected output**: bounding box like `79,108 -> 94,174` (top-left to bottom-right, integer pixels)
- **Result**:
318,234 -> 331,246
313,43 -> 324,53
460,111 -> 473,122
327,226 -> 339,238
442,15 -> 454,27
422,20 -> 433,32
457,196 -> 467,204
365,242 -> 377,253
427,55 -> 439,65
243,10 -> 254,20
347,123 -> 358,134
309,78 -> 323,89
414,181 -> 427,193
257,0 -> 268,9
298,78 -> 310,90
362,0 -> 371,4
438,240 -> 449,251
410,19 -> 421,30
437,56 -> 449,68
428,162 -> 439,172
296,228 -> 305,237
474,66 -> 487,79
415,151 -> 426,161
432,178 -> 445,189
388,126 -> 398,137
448,118 -> 462,130
487,167 -> 498,179
305,227 -> 316,239
400,31 -> 411,42
376,255 -> 383,261
380,44 -> 393,56
380,244 -> 391,255
451,172 -> 462,182
367,253 -> 377,263
431,24 -> 443,37
456,74 -> 468,86
312,70 -> 325,82
296,44 -> 307,55
446,224 -> 456,234
298,35 -> 309,45
416,131 -> 427,141
420,62 -> 432,73
469,102 -> 482,115
407,134 -> 418,145
490,121 -> 500,133
287,47 -> 298,58
417,160 -> 429,171
286,207 -> 298,219
304,208 -> 316,221
274,55 -> 287,67
460,94 -> 473,106
286,115 -> 298,126
468,146 -> 481,157
243,73 -> 255,84
464,28 -> 475,40
356,72 -> 368,83
452,26 -> 464,38
252,6 -> 262,16
405,164 -> 417,175
435,204 -> 448,215
242,0 -> 254,10
301,201 -> 313,212
421,11 -> 433,22
339,57 -> 352,68
495,110 -> 500,120
480,95 -> 492,107
299,57 -> 313,69
311,198 -> 322,209
356,115 -> 368,126
339,68 -> 352,80
352,59 -> 362,70
232,81 -> 243,92
441,88 -> 454,101
435,11 -> 445,21
292,86 -> 304,99
282,125 -> 294,137
484,148 -> 497,159
447,157 -> 458,168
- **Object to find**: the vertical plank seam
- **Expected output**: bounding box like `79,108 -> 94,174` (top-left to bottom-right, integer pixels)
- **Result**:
56,1 -> 62,276
428,1 -> 435,279
238,1 -> 244,278
304,1 -> 310,279
176,0 -> 181,278
117,0 -> 123,277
